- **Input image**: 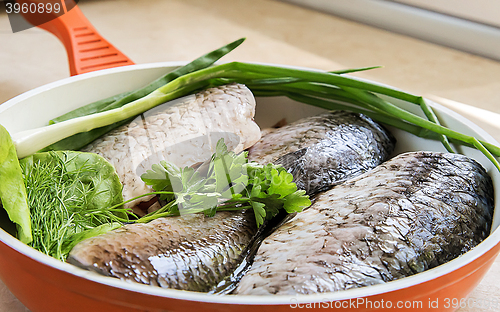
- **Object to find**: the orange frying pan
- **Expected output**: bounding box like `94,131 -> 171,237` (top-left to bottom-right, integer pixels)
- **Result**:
18,0 -> 134,75
4,3 -> 500,312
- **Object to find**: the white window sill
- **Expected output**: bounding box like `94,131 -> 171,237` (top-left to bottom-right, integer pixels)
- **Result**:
280,0 -> 500,61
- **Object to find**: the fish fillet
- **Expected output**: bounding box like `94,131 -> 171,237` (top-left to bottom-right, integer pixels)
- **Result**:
68,210 -> 256,292
82,83 -> 261,209
235,152 -> 494,295
248,111 -> 396,195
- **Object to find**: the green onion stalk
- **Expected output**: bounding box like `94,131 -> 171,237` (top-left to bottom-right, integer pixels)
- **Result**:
12,38 -> 500,172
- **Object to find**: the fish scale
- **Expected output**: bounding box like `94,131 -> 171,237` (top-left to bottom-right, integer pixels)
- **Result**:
235,151 -> 494,295
68,210 -> 257,292
248,111 -> 396,195
82,83 -> 261,211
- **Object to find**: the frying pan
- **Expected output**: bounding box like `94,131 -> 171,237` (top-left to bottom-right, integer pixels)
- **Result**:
1,1 -> 500,311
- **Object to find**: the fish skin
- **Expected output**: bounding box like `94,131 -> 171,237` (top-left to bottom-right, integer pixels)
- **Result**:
82,83 -> 261,210
235,152 -> 494,295
67,210 -> 257,292
248,111 -> 396,195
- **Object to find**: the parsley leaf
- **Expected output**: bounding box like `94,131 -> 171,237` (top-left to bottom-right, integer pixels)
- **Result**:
139,139 -> 311,227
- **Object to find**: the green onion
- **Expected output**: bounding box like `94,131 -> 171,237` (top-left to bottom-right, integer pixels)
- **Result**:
41,38 -> 246,152
12,41 -> 500,173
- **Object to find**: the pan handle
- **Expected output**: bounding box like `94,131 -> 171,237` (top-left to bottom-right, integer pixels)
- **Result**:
19,0 -> 134,76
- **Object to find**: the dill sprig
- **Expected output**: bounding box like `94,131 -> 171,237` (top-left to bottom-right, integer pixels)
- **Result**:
21,151 -> 129,261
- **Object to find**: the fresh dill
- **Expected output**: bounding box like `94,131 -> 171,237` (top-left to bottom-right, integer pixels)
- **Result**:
20,151 -> 129,261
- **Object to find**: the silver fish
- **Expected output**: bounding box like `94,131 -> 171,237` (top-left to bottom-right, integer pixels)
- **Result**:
248,111 -> 396,195
235,152 -> 494,295
82,83 -> 261,211
68,210 -> 256,292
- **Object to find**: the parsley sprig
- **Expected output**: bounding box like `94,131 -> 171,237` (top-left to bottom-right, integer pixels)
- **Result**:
137,139 -> 311,227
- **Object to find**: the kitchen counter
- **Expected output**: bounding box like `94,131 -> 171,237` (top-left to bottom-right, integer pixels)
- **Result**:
1,0 -> 500,311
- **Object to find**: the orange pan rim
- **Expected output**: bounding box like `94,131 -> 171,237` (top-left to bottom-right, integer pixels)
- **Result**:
1,61 -> 500,306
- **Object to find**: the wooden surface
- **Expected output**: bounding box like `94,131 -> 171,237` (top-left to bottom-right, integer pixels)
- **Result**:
1,0 -> 500,310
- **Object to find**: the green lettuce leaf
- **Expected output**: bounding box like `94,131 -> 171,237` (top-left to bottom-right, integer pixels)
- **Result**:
19,151 -> 126,260
0,125 -> 32,243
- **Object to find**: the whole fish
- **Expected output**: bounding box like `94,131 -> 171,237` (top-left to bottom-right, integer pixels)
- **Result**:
68,110 -> 397,292
248,111 -> 396,195
82,83 -> 261,211
235,152 -> 494,295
